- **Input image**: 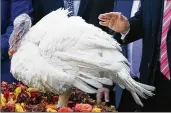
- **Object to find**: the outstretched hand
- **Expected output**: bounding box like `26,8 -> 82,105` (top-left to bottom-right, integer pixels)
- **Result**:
98,12 -> 130,33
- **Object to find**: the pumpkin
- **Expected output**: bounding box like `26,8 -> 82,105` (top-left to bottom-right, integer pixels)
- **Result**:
75,103 -> 92,112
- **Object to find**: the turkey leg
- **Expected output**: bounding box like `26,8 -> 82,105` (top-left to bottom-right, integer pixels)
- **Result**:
57,90 -> 71,108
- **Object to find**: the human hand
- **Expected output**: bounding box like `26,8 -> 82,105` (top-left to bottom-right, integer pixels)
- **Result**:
99,12 -> 130,33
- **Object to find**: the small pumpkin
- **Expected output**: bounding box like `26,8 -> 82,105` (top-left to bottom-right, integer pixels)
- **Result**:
58,107 -> 73,112
75,103 -> 92,112
46,104 -> 57,110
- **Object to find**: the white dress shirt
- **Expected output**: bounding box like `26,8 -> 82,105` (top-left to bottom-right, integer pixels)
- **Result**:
131,0 -> 140,17
73,0 -> 81,16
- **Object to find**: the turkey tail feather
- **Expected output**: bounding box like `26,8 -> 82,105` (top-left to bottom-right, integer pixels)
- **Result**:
111,69 -> 155,107
136,82 -> 155,91
131,92 -> 143,107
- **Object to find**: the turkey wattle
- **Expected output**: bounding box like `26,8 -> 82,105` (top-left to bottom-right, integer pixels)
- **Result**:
9,8 -> 155,107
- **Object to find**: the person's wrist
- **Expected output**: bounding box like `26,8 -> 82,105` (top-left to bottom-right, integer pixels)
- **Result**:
122,22 -> 130,34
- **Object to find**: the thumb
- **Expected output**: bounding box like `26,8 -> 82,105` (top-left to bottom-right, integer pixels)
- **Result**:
118,12 -> 123,20
120,14 -> 128,23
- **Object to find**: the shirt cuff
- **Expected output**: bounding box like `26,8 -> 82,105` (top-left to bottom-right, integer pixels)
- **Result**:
120,28 -> 130,40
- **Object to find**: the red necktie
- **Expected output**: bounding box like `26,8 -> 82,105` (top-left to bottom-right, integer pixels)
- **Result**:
160,0 -> 171,80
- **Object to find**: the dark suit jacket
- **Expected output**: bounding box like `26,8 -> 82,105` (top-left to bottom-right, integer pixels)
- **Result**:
115,0 -> 171,85
32,0 -> 114,33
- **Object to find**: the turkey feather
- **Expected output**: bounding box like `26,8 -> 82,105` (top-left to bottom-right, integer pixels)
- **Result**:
73,78 -> 97,93
77,76 -> 103,89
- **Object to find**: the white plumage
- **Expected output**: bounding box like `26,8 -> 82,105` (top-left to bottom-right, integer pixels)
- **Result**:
10,8 -> 155,107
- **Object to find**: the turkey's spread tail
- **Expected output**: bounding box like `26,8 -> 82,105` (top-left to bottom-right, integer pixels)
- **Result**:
110,63 -> 155,107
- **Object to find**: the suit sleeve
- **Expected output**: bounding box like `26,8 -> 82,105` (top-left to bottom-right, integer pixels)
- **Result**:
1,0 -> 33,60
114,5 -> 144,45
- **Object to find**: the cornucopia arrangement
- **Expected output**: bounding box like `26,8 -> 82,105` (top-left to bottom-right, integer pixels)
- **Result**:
0,81 -> 116,112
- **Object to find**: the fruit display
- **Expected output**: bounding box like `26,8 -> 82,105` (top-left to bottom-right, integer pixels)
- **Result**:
0,81 -> 116,112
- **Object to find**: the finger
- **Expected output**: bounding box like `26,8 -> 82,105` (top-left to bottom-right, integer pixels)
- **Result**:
119,14 -> 124,20
108,12 -> 121,19
120,15 -> 128,23
98,18 -> 109,22
99,12 -> 114,20
108,17 -> 115,29
99,21 -> 109,27
118,12 -> 123,20
117,12 -> 128,23
99,12 -> 121,24
104,89 -> 110,103
108,12 -> 122,28
98,14 -> 106,19
111,12 -> 123,22
99,17 -> 109,23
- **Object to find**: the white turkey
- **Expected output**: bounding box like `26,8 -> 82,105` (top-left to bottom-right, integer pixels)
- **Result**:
9,8 -> 155,107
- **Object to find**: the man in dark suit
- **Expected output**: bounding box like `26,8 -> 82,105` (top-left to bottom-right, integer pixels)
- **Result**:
99,0 -> 171,111
32,0 -> 115,105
